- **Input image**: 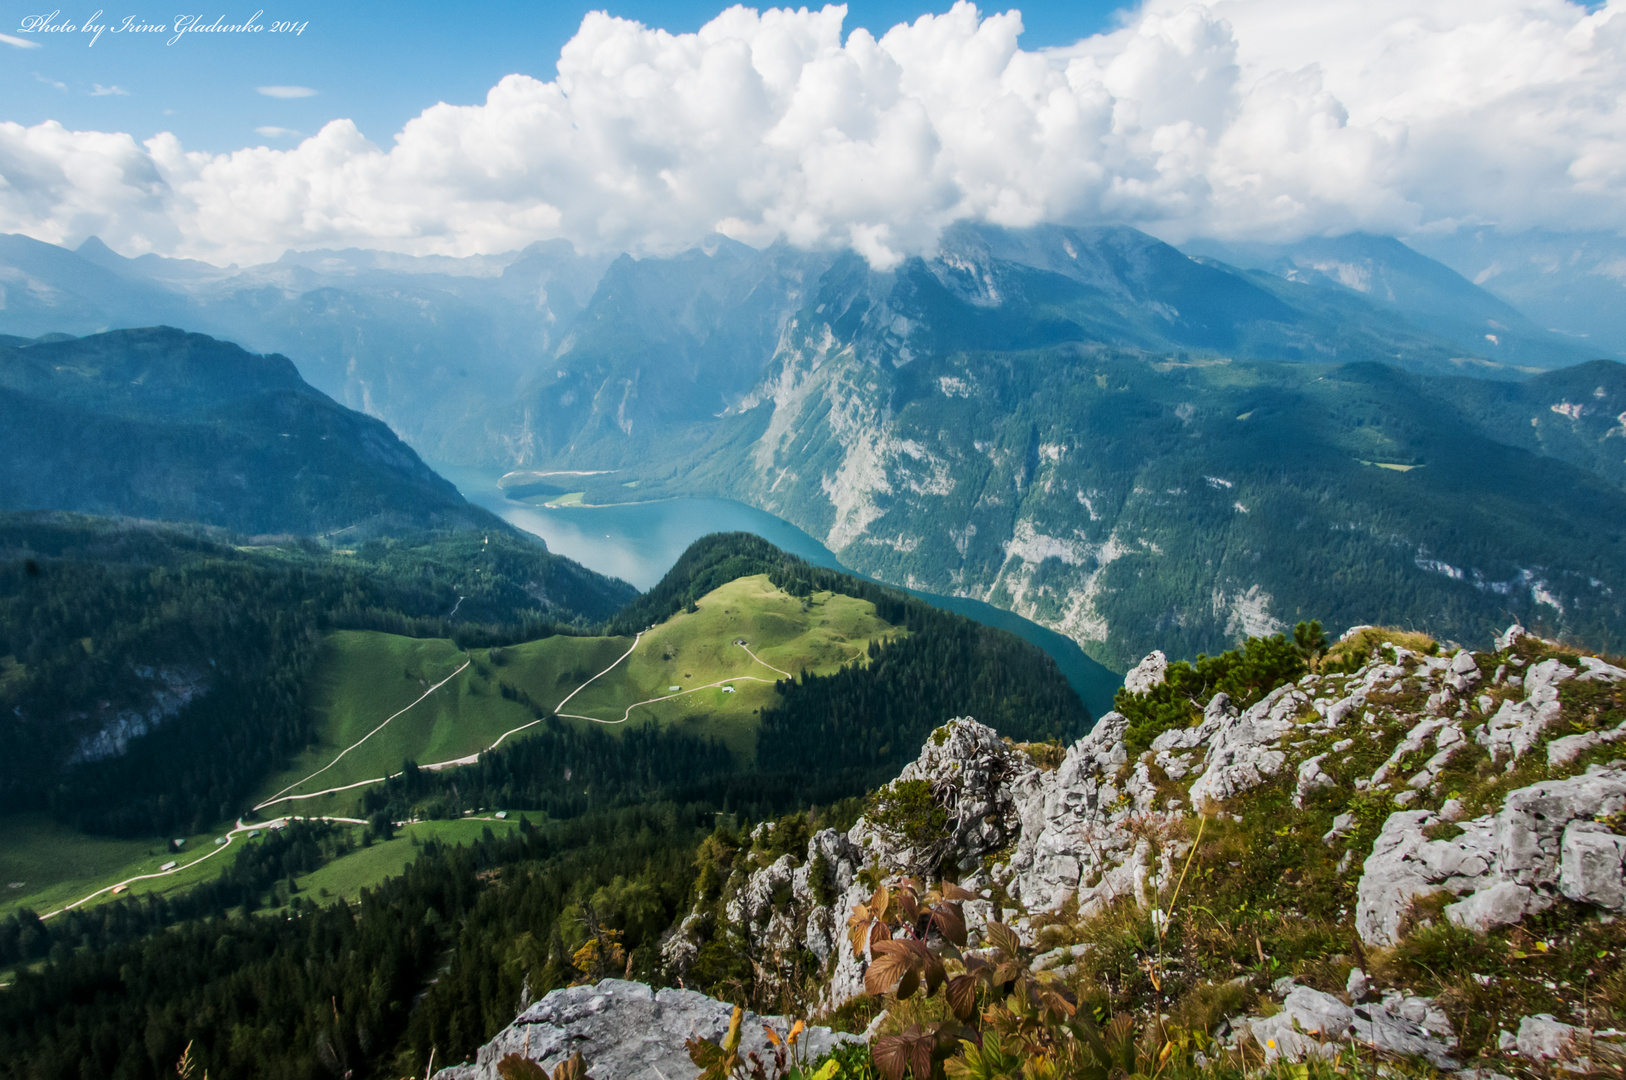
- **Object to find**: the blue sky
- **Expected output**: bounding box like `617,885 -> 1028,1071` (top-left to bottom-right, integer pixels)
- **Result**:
2,1 -> 1131,152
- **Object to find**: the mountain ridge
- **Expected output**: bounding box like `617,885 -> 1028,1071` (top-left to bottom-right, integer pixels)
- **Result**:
0,326 -> 497,538
568,310 -> 1626,669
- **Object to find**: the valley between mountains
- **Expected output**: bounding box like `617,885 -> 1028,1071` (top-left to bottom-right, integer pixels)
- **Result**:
3,220 -> 1626,1080
9,224 -> 1626,672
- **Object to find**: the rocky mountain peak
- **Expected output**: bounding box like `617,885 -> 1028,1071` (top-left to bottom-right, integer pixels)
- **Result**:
654,622 -> 1626,1074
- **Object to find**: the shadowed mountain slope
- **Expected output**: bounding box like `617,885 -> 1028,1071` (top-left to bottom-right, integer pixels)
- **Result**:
1,327 -> 502,538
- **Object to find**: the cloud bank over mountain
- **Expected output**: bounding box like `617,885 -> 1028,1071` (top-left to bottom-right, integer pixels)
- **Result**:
1,0 -> 1622,266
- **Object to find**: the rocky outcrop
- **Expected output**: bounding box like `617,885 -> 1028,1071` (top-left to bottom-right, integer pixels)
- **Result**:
661,623 -> 1626,1072
1355,766 -> 1626,945
1501,1014 -> 1626,1071
1122,650 -> 1167,694
1244,984 -> 1458,1068
852,719 -> 1038,879
431,979 -> 857,1080
67,664 -> 209,764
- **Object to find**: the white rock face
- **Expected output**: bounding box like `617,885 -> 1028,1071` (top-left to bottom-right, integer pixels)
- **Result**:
852,718 -> 1038,878
1186,691 -> 1298,807
1246,985 -> 1457,1068
1478,658 -> 1575,762
1123,650 -> 1168,694
1514,1014 -> 1586,1061
1446,881 -> 1554,935
665,717 -> 1040,1008
670,631 -> 1626,1041
1559,821 -> 1626,909
1355,766 -> 1626,945
1008,709 -> 1177,915
432,979 -> 857,1080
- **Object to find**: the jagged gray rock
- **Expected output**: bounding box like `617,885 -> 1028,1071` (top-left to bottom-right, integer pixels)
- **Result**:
1495,623 -> 1526,652
1478,658 -> 1574,762
1356,766 -> 1626,944
1246,985 -> 1457,1068
664,632 -> 1625,1073
1514,1014 -> 1586,1061
1186,690 -> 1297,807
1445,881 -> 1554,934
1008,709 -> 1173,914
431,979 -> 857,1080
1123,650 -> 1168,694
853,718 -> 1036,878
1559,820 -> 1626,909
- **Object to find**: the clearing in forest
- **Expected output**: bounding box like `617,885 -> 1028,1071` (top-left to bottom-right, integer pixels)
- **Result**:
252,574 -> 900,812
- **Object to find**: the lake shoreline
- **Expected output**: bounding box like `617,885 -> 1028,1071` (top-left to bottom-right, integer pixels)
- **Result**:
430,460 -> 1124,719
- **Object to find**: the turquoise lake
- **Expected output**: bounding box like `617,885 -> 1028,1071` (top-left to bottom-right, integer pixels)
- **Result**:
433,463 -> 1122,719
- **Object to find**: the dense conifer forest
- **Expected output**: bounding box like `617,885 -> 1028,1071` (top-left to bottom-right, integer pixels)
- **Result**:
0,807 -> 706,1080
0,513 -> 633,835
0,524 -> 1091,1078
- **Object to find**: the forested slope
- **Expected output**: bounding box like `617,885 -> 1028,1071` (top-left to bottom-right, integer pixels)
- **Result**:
0,530 -> 1091,1079
0,513 -> 634,835
361,532 -> 1091,821
0,327 -> 496,537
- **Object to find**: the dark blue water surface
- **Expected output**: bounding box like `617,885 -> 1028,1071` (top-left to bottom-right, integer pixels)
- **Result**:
434,463 -> 1122,719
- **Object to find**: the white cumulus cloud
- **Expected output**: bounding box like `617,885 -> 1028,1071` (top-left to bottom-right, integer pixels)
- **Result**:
1,0 -> 1623,266
256,85 -> 317,98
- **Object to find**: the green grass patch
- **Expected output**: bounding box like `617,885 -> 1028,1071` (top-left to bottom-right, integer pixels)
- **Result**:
253,631 -> 536,808
288,817 -> 532,907
551,576 -> 899,758
0,813 -> 265,919
264,574 -> 904,812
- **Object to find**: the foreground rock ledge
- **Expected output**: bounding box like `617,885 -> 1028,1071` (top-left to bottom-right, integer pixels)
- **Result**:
432,978 -> 858,1080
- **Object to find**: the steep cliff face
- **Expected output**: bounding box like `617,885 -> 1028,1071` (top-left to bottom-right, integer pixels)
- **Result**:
683,310 -> 1626,670
663,622 -> 1626,1073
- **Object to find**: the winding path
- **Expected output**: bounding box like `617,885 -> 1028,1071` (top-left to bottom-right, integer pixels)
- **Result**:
484,632 -> 644,748
36,633 -> 798,919
738,641 -> 793,679
40,813 -> 367,920
556,673 -> 779,725
244,633 -> 649,808
254,659 -> 470,811
551,639 -> 792,725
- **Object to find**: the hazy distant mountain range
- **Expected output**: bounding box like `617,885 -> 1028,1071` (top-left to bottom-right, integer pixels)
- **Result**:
1,223 -> 1613,466
4,224 -> 1624,666
0,327 -> 500,538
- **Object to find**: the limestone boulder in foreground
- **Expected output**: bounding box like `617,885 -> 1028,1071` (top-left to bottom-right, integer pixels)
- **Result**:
432,978 -> 857,1080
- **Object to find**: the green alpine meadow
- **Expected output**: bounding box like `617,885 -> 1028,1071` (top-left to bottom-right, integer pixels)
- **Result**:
3,3 -> 1626,1078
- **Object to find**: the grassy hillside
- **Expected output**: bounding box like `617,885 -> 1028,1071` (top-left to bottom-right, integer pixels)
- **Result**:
0,815 -> 182,921
0,809 -> 536,938
257,574 -> 902,813
0,513 -> 633,837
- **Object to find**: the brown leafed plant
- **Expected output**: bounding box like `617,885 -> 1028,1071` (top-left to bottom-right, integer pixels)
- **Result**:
687,1004 -> 835,1080
496,1051 -> 592,1080
851,871 -> 1212,1080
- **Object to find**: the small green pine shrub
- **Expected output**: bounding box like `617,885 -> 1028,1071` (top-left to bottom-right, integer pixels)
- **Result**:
865,779 -> 950,852
1117,631 -> 1310,753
